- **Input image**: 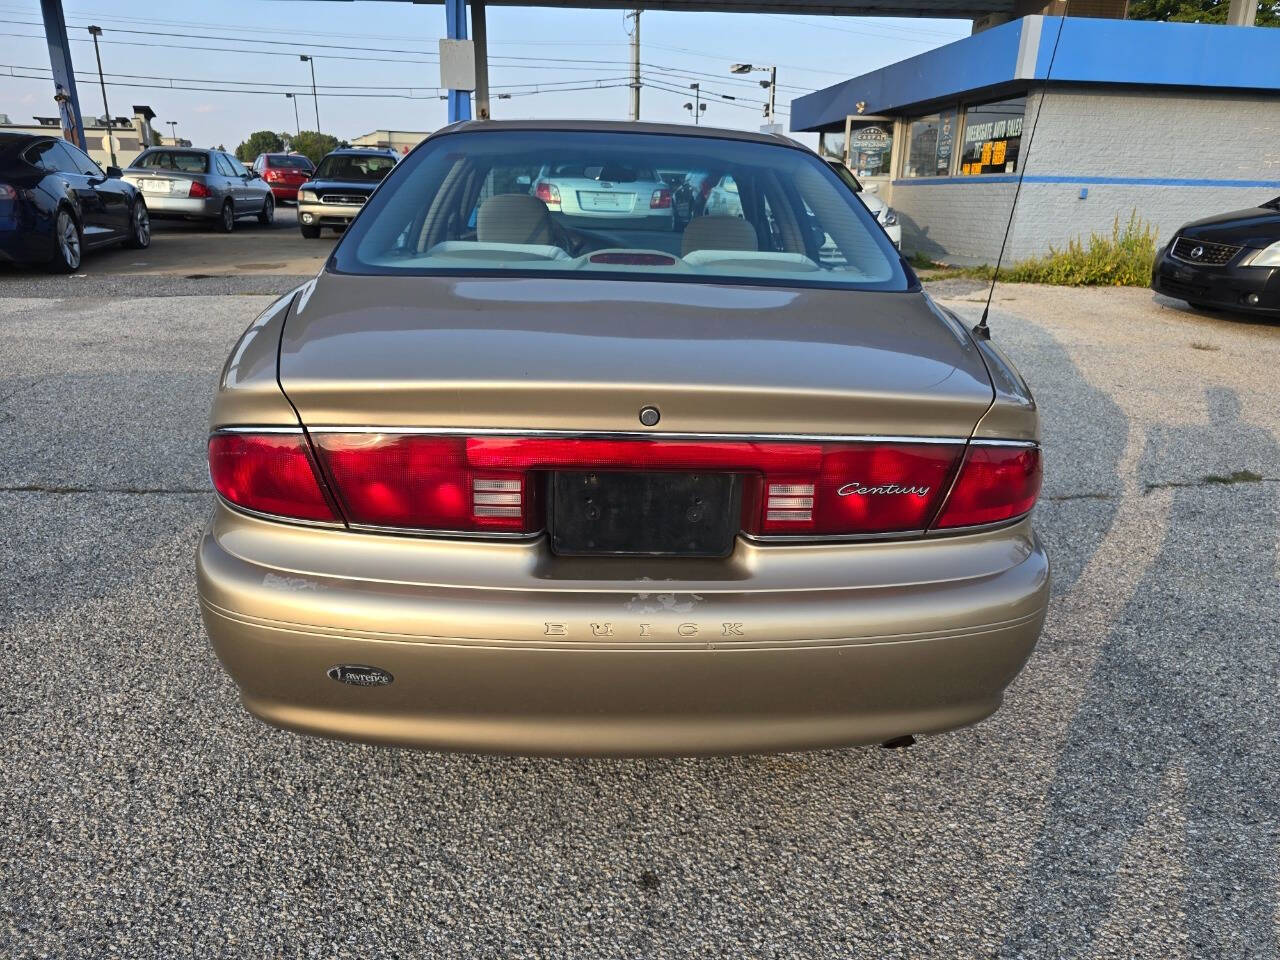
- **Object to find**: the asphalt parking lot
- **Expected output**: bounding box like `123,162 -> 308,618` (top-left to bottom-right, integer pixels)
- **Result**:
1,268 -> 1278,957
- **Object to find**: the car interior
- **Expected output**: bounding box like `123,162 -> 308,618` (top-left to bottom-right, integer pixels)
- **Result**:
131,150 -> 210,174
347,141 -> 899,285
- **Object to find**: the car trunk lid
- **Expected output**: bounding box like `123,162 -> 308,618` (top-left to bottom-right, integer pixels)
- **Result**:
278,272 -> 994,437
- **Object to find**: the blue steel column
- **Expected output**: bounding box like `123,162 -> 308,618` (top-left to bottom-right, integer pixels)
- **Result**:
445,0 -> 472,123
40,0 -> 85,147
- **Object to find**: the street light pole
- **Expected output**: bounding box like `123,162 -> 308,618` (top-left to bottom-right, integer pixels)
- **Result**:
86,25 -> 116,167
299,55 -> 320,136
166,120 -> 177,144
285,93 -> 300,137
730,62 -> 778,130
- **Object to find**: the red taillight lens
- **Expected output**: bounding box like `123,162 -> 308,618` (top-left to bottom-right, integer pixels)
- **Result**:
934,444 -> 1041,529
313,435 -> 532,532
534,181 -> 561,207
263,169 -> 281,182
650,187 -> 672,209
754,443 -> 963,535
208,433 -> 337,523
188,180 -> 211,198
311,435 -> 965,537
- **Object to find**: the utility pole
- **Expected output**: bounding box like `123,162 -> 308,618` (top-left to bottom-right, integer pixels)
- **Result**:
299,55 -> 320,136
86,25 -> 115,167
626,9 -> 641,121
684,83 -> 706,125
285,93 -> 300,137
766,65 -> 777,127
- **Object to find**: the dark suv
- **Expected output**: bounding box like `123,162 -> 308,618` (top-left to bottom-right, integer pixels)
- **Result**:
296,149 -> 397,238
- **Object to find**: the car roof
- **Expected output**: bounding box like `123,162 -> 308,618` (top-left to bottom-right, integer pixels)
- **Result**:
438,118 -> 805,151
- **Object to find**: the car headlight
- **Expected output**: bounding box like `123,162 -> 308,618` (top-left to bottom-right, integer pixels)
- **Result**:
1242,240 -> 1280,267
880,207 -> 898,227
299,189 -> 317,202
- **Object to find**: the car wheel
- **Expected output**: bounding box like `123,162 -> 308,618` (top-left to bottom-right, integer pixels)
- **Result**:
48,207 -> 83,273
300,223 -> 321,239
217,200 -> 235,233
258,195 -> 274,225
123,199 -> 151,249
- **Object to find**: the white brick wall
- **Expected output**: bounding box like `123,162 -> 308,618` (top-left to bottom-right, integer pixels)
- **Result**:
889,87 -> 1280,265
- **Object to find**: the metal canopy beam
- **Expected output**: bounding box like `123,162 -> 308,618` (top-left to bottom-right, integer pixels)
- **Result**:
39,0 -> 86,148
382,0 -> 1011,12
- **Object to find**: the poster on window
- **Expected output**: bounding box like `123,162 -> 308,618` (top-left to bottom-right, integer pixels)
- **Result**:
959,96 -> 1026,175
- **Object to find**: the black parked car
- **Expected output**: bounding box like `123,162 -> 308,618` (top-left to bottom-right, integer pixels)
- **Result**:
1152,197 -> 1280,318
0,132 -> 150,272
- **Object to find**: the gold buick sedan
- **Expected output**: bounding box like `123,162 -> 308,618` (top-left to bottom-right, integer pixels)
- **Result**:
198,120 -> 1048,756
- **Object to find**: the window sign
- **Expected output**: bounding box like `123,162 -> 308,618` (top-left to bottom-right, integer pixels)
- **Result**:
849,122 -> 893,178
959,96 -> 1026,176
901,110 -> 954,179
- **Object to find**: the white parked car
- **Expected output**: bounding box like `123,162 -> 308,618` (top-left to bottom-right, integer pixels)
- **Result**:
857,188 -> 901,249
825,160 -> 900,249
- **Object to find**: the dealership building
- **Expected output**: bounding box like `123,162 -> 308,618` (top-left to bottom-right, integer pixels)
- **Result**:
790,17 -> 1280,265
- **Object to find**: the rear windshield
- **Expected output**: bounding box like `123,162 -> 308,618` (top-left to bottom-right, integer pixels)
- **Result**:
314,153 -> 396,181
132,150 -> 209,173
332,130 -> 907,291
266,154 -> 312,170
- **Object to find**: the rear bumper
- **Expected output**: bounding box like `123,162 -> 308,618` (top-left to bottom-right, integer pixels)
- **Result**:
144,196 -> 222,219
197,502 -> 1049,756
1151,247 -> 1280,316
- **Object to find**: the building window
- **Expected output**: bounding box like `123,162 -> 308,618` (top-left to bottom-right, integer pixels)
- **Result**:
959,96 -> 1026,176
900,109 -> 956,179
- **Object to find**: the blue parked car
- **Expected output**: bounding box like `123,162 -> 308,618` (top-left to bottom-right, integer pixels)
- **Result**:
0,132 -> 150,272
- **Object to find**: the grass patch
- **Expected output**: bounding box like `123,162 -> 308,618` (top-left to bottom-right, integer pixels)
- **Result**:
943,212 -> 1158,287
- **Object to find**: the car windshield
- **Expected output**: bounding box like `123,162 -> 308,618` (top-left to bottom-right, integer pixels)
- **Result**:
334,129 -> 906,291
314,154 -> 396,181
268,154 -> 312,170
133,150 -> 209,174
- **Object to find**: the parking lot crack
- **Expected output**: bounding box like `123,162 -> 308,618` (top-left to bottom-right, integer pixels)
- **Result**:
0,484 -> 207,495
1144,470 -> 1279,494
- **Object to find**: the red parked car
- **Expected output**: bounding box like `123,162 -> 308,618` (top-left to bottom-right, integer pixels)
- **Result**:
251,153 -> 314,203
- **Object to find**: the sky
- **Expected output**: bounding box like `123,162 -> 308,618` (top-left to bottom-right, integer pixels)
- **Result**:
0,1 -> 971,150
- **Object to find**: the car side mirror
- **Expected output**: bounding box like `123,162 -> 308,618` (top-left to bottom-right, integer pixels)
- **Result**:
106,165 -> 122,179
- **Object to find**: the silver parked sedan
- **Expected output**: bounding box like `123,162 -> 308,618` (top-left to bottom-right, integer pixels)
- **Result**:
123,148 -> 274,232
531,161 -> 674,230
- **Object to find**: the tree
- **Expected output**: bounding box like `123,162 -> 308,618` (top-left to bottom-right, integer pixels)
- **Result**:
234,130 -> 286,163
1127,0 -> 1278,25
288,131 -> 346,166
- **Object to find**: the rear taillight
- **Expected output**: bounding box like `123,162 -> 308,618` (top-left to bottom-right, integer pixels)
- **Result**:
208,433 -> 337,523
934,444 -> 1041,529
534,181 -> 561,208
650,187 -> 672,209
212,432 -> 1039,538
188,180 -> 211,198
263,169 -> 281,182
313,435 -> 532,532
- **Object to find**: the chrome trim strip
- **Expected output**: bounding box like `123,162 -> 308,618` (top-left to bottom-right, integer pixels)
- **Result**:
968,438 -> 1039,448
212,425 -> 304,434
924,511 -> 1033,538
349,522 -> 544,541
741,529 -> 926,544
215,493 -> 347,530
302,426 -> 976,444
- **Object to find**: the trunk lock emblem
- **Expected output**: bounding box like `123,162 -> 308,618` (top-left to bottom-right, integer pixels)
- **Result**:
638,405 -> 661,427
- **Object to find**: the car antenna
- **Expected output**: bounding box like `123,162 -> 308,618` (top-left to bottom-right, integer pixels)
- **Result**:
973,6 -> 1071,341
